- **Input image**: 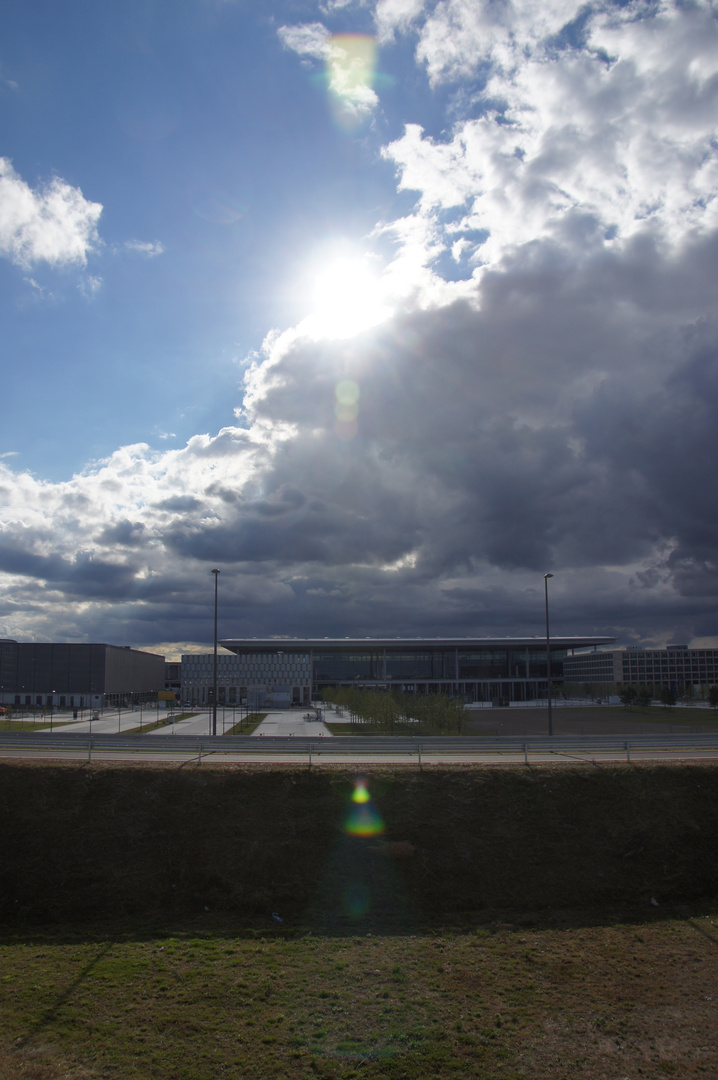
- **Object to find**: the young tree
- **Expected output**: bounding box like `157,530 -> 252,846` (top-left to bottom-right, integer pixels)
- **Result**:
618,684 -> 637,707
636,686 -> 652,711
659,685 -> 675,709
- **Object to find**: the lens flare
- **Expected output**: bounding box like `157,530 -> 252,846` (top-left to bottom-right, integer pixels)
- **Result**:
327,34 -> 378,129
344,804 -> 385,837
335,417 -> 358,441
334,379 -> 360,440
352,779 -> 371,804
344,777 -> 384,836
193,191 -> 247,225
336,380 -> 360,406
343,882 -> 371,917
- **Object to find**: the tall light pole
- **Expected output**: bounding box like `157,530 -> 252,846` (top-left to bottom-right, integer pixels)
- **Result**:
544,573 -> 554,736
212,568 -> 220,736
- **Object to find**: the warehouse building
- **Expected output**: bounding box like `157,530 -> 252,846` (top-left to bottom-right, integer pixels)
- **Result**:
0,640 -> 165,709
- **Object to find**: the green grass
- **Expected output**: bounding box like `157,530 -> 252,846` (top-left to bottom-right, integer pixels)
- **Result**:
124,712 -> 199,734
1,762 -> 718,1078
325,720 -> 457,736
328,703 -> 718,736
613,703 -> 718,722
0,720 -> 76,732
223,712 -> 267,735
1,916 -> 717,1079
548,703 -> 718,724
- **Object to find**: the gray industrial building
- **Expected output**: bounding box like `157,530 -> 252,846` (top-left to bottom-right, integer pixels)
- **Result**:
0,640 -> 165,709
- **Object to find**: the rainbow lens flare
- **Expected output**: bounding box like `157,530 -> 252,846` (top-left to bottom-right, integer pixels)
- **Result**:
343,882 -> 371,917
335,378 -> 360,440
344,777 -> 384,837
352,779 -> 371,804
327,34 -> 378,129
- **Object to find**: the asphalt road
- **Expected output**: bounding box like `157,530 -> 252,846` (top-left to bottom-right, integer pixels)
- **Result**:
4,706 -> 717,766
1,744 -> 717,766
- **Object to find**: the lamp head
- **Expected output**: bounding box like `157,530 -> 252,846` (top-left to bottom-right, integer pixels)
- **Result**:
544,573 -> 554,580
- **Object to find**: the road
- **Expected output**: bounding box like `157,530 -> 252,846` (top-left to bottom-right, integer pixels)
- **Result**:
1,734 -> 718,766
3,707 -> 718,765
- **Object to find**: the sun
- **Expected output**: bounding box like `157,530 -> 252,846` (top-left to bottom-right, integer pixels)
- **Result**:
304,255 -> 392,340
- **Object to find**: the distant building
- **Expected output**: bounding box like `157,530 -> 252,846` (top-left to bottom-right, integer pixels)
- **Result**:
0,640 -> 165,709
218,636 -> 615,704
181,651 -> 312,709
563,645 -> 718,691
165,662 -> 182,699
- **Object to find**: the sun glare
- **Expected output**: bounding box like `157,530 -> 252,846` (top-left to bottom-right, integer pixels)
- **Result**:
305,256 -> 392,340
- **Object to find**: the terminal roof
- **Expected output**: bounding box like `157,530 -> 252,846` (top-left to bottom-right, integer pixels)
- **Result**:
220,636 -> 615,654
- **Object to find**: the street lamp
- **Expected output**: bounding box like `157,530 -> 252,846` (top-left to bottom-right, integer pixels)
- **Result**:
211,568 -> 220,736
544,573 -> 554,736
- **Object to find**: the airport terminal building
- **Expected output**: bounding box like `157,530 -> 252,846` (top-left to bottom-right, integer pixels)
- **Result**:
214,636 -> 615,705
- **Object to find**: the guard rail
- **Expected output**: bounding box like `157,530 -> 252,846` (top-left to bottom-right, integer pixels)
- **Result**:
1,730 -> 717,764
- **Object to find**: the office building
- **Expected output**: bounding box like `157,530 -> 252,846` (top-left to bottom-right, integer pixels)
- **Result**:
181,650 -> 312,709
563,645 -> 718,691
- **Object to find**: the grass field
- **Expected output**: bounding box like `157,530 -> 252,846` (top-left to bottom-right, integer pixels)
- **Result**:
324,703 -> 718,737
2,914 -> 717,1080
464,704 -> 718,737
123,713 -> 198,735
224,713 -> 268,735
1,761 -> 716,1078
0,720 -> 76,732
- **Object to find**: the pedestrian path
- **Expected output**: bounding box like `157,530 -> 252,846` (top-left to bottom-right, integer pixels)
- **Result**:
25,709 -> 168,736
18,706 -> 334,738
252,709 -> 333,737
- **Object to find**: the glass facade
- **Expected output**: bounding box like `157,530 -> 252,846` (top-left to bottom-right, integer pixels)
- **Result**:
220,638 -> 599,704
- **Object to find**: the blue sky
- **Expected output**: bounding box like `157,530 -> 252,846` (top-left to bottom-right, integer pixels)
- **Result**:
1,1 -> 421,473
2,0 -> 718,656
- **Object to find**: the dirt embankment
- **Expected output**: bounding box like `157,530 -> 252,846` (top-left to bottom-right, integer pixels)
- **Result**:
1,762 -> 716,929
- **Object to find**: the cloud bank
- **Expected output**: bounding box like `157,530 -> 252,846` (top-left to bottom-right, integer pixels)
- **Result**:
1,0 -> 717,652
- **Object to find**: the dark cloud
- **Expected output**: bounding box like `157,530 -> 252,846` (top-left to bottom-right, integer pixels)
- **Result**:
155,496 -> 203,513
97,520 -> 146,546
2,138 -> 718,649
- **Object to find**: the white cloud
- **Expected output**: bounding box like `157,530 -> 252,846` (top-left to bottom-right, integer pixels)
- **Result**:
125,239 -> 164,257
375,0 -> 427,41
278,22 -> 331,62
0,157 -> 102,269
380,1 -> 718,277
320,0 -> 363,12
78,274 -> 103,297
278,23 -> 380,124
415,0 -> 581,83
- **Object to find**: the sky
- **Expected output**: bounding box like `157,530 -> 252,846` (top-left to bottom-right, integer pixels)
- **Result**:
1,0 -> 718,659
